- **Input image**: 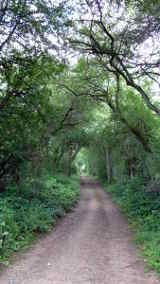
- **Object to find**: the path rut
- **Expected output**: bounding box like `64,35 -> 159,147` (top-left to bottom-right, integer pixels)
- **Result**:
0,179 -> 159,284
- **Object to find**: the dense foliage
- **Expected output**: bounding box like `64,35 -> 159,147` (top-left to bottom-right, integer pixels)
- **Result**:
105,180 -> 160,272
0,174 -> 80,265
1,0 -> 160,273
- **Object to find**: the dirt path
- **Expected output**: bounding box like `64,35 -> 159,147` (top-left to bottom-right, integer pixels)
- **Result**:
0,179 -> 159,284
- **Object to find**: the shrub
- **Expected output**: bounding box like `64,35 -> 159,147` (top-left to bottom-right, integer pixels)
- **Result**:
0,174 -> 80,264
104,178 -> 160,273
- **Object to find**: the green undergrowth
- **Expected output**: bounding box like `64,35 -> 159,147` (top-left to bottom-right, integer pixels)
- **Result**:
104,178 -> 160,273
0,174 -> 80,265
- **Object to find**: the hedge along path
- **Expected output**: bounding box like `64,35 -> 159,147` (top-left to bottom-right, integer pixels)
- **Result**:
0,178 -> 159,284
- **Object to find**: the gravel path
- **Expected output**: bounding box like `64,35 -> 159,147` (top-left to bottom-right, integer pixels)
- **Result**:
0,178 -> 159,284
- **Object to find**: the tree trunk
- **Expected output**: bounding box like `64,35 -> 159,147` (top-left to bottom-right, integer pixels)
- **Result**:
67,144 -> 81,176
106,148 -> 113,184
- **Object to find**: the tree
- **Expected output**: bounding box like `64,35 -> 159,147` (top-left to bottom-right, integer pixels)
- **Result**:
0,1 -> 73,186
60,57 -> 155,153
69,0 -> 160,116
0,0 -> 69,55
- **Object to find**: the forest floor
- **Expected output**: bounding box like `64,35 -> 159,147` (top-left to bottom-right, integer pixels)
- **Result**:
0,178 -> 159,284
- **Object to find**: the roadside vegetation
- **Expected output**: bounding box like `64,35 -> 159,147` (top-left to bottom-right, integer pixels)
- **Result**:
105,180 -> 160,272
0,174 -> 80,265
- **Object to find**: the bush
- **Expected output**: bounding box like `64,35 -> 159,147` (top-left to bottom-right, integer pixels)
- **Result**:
0,174 -> 80,264
104,177 -> 160,273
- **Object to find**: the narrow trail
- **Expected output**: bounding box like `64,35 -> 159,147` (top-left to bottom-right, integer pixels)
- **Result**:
0,178 -> 159,284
